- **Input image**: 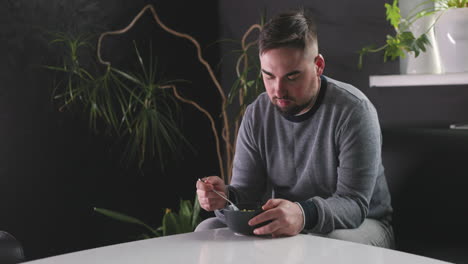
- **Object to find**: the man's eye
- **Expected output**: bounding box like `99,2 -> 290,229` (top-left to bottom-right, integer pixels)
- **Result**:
263,74 -> 274,80
287,74 -> 299,81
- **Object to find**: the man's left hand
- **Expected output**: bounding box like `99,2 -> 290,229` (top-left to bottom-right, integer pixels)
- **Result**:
248,199 -> 304,237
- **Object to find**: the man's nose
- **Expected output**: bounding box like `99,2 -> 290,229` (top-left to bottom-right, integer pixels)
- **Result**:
274,80 -> 287,98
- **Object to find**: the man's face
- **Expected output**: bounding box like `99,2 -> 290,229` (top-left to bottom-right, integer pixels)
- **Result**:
260,47 -> 325,115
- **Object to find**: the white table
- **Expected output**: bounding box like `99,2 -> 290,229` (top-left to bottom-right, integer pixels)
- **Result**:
22,228 -> 452,264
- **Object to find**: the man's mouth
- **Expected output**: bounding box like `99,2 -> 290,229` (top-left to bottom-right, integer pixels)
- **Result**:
275,98 -> 293,107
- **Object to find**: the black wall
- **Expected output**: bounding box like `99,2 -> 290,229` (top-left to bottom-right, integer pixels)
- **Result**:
1,0 -> 220,260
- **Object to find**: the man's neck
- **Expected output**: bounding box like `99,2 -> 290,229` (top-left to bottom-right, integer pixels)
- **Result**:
295,78 -> 321,116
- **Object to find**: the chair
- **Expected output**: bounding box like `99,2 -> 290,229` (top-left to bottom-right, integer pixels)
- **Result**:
0,231 -> 25,264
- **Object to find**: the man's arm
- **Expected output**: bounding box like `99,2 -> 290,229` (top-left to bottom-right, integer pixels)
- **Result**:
228,104 -> 267,204
303,99 -> 383,233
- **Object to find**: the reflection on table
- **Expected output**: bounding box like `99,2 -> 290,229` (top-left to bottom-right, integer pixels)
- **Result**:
23,228 -> 452,264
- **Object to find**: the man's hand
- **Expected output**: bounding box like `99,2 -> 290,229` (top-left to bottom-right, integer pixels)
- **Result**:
196,176 -> 227,211
248,199 -> 304,237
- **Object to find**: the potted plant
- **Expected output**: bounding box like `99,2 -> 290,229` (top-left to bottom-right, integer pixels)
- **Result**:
46,4 -> 264,238
358,0 -> 468,74
434,1 -> 468,73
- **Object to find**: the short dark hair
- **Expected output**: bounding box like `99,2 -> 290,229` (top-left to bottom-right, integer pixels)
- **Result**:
258,8 -> 318,55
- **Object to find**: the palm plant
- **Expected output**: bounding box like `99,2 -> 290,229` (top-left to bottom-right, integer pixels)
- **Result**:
94,4 -> 264,183
46,33 -> 190,170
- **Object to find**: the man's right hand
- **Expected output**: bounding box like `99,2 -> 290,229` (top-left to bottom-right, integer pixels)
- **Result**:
196,176 -> 227,211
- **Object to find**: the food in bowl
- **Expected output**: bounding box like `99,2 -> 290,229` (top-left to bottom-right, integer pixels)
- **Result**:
224,203 -> 270,235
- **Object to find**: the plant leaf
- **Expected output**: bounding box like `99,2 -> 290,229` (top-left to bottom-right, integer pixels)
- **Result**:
385,0 -> 401,29
178,199 -> 193,233
94,207 -> 158,236
191,194 -> 201,230
162,210 -> 180,236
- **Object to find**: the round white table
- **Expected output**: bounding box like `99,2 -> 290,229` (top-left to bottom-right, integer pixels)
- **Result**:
23,228 -> 452,264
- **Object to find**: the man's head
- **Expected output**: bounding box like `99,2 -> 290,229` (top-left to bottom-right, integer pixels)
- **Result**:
259,9 -> 318,56
258,9 -> 325,116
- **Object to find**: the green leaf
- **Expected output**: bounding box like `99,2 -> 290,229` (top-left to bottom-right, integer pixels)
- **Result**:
178,199 -> 193,233
416,33 -> 430,51
112,68 -> 144,86
162,210 -> 180,236
398,31 -> 416,51
384,34 -> 407,61
228,77 -> 242,104
447,0 -> 468,7
385,0 -> 401,29
191,194 -> 201,229
94,207 -> 158,236
43,65 -> 69,72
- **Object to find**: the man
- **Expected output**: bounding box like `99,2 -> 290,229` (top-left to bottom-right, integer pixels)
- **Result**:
196,8 -> 394,248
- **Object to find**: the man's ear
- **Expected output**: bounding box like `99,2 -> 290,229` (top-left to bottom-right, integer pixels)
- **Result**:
314,54 -> 325,76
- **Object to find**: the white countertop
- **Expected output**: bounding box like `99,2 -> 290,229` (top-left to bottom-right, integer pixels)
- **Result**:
22,228 -> 452,264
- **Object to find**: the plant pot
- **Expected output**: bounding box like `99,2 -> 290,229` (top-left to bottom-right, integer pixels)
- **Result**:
399,0 -> 441,74
399,15 -> 442,74
434,8 -> 468,73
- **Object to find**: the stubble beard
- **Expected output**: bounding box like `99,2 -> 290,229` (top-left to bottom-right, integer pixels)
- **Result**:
273,95 -> 315,116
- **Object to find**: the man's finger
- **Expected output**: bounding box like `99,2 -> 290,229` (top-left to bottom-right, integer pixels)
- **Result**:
262,198 -> 282,210
196,179 -> 214,191
248,209 -> 275,226
197,189 -> 223,199
253,219 -> 280,235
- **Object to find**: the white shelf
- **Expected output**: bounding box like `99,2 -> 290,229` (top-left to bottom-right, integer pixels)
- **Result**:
369,72 -> 468,87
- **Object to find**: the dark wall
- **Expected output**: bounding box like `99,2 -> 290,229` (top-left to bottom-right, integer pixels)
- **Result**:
1,0 -> 220,261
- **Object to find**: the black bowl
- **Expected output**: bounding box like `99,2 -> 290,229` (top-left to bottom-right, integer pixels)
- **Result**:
224,203 -> 268,235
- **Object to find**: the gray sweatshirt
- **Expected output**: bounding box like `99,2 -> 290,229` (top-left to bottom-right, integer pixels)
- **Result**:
228,76 -> 392,234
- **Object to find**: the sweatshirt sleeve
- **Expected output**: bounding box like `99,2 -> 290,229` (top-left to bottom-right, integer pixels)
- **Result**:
228,104 -> 267,204
307,99 -> 383,233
